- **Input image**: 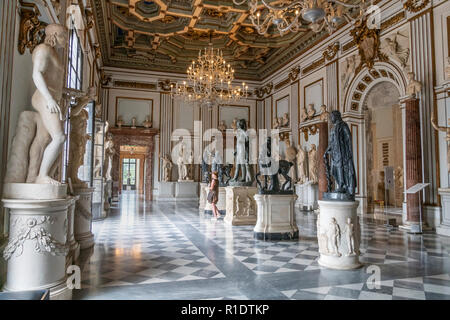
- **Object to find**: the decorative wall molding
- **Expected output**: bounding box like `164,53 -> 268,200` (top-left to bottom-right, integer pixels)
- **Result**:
255,82 -> 273,99
275,78 -> 290,90
351,17 -> 388,74
158,79 -> 176,91
381,11 -> 406,31
403,0 -> 430,13
300,124 -> 319,142
303,57 -> 326,75
323,42 -> 340,61
18,1 -> 47,55
113,80 -> 157,90
288,66 -> 301,82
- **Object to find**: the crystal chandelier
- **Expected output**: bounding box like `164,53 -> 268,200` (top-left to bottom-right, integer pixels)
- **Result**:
171,42 -> 248,108
233,0 -> 372,35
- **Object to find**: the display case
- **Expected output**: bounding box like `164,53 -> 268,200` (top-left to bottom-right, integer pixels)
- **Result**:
91,119 -> 106,220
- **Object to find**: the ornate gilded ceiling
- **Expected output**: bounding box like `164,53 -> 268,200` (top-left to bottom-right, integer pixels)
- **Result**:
92,0 -> 349,80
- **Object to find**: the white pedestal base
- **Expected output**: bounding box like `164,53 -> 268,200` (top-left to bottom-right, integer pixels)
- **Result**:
317,200 -> 362,270
253,194 -> 299,240
204,187 -> 226,216
1,196 -> 71,299
157,181 -> 199,201
199,183 -> 208,212
3,183 -> 67,200
437,188 -> 450,236
224,186 -> 258,226
295,182 -> 318,210
73,187 -> 95,250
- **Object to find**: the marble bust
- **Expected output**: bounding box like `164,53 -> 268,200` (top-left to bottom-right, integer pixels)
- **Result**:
218,120 -> 227,132
319,105 -> 329,122
307,104 -> 316,119
142,115 -> 152,128
406,72 -> 422,98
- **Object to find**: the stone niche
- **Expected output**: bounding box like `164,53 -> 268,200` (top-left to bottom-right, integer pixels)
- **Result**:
110,127 -> 159,201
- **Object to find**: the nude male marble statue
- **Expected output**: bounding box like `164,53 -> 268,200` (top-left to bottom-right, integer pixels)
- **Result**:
5,24 -> 69,185
406,72 -> 422,98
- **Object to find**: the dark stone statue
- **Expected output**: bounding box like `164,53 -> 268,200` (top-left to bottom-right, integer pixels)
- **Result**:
323,110 -> 357,201
256,137 -> 294,194
219,164 -> 233,187
201,158 -> 210,184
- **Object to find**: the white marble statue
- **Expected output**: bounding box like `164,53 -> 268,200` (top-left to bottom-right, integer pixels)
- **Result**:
383,32 -> 410,69
131,117 -> 137,129
344,217 -> 356,256
319,105 -> 329,122
307,104 -> 316,120
297,146 -> 307,184
431,111 -> 450,172
281,113 -> 289,127
177,143 -> 190,181
68,87 -> 96,186
5,24 -> 68,185
327,218 -> 342,257
285,138 -> 297,181
308,144 -> 318,184
95,103 -> 102,118
142,115 -> 152,128
160,154 -> 173,182
93,121 -> 109,178
300,106 -> 308,123
104,132 -> 116,181
406,72 -> 422,97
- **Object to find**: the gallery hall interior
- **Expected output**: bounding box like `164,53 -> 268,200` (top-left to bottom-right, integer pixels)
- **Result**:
1,0 -> 450,303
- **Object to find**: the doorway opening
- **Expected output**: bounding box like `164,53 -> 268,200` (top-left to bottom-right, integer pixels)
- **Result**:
119,145 -> 147,195
363,82 -> 403,217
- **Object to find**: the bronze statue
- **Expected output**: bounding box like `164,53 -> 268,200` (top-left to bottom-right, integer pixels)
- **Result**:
323,110 -> 356,200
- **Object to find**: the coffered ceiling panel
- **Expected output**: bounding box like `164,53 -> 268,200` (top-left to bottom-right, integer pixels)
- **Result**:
92,0 -> 343,80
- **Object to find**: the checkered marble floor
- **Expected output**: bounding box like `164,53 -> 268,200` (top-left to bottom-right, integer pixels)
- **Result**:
73,192 -> 450,300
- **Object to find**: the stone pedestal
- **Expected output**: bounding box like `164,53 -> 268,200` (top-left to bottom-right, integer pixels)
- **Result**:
317,200 -> 361,270
2,196 -> 72,299
156,181 -> 176,201
199,183 -> 208,212
175,181 -> 199,201
66,196 -> 80,264
204,187 -> 226,216
224,186 -> 258,226
253,194 -> 299,240
295,182 -> 319,211
103,180 -> 112,216
157,181 -> 199,201
73,187 -> 95,250
437,188 -> 450,236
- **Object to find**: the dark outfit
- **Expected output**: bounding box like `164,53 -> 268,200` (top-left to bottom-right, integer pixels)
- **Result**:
207,178 -> 219,204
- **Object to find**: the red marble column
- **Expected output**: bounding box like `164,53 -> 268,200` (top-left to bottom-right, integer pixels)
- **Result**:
317,121 -> 329,200
405,98 -> 423,224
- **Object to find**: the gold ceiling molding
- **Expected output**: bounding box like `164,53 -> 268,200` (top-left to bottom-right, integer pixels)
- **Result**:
403,0 -> 430,13
18,1 -> 47,55
288,66 -> 301,82
302,57 -> 326,75
113,80 -> 157,90
380,11 -> 406,30
350,16 -> 388,75
255,82 -> 273,99
323,42 -> 340,61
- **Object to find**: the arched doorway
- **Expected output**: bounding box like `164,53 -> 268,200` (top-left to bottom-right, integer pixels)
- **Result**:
363,82 -> 403,214
342,62 -> 408,217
